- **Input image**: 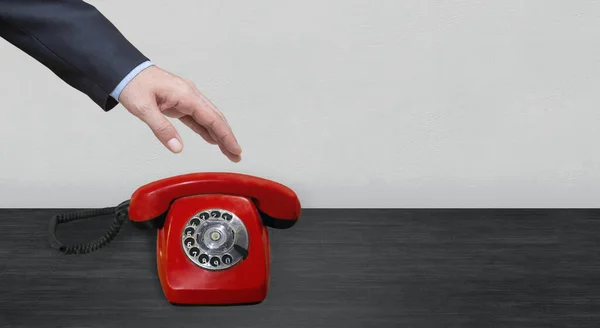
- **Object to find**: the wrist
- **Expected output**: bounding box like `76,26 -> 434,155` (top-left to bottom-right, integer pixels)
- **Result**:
110,61 -> 155,102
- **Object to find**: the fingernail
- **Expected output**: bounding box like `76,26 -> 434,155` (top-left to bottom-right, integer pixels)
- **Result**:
167,138 -> 183,153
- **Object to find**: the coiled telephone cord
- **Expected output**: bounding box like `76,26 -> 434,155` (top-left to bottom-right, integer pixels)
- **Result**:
48,200 -> 130,254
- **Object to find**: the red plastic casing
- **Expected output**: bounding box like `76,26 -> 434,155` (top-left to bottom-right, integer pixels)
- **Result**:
128,172 -> 301,223
157,194 -> 270,305
126,172 -> 301,305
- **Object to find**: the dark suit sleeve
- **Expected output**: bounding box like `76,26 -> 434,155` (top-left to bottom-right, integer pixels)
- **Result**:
0,0 -> 149,111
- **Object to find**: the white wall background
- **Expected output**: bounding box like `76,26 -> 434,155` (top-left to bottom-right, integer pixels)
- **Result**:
2,0 -> 600,208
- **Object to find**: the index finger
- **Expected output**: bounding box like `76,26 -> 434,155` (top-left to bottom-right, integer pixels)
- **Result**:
177,92 -> 242,156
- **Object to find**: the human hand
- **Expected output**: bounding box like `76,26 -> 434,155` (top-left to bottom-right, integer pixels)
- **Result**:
118,65 -> 242,162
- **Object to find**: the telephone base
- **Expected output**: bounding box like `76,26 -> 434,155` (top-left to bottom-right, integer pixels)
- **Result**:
156,194 -> 271,305
162,286 -> 268,305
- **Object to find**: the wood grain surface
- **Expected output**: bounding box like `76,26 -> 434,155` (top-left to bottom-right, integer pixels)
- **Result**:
0,208 -> 599,327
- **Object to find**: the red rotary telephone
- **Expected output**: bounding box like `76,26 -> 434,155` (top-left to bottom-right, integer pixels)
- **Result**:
48,172 -> 302,305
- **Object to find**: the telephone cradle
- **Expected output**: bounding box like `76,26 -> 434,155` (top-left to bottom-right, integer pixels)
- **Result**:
48,172 -> 302,305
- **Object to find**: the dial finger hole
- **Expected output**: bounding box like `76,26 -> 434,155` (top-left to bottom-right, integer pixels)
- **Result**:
184,237 -> 195,248
210,257 -> 221,267
184,227 -> 195,237
189,247 -> 200,257
198,254 -> 209,264
222,254 -> 233,265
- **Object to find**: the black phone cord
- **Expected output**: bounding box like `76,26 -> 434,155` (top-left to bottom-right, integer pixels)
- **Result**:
48,200 -> 130,254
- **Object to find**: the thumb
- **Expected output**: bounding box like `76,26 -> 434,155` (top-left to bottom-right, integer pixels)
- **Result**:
137,103 -> 183,153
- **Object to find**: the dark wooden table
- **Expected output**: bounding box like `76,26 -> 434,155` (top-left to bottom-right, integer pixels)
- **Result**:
1,208 -> 599,327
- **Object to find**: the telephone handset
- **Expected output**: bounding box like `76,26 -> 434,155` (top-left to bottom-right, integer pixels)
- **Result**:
48,172 -> 302,305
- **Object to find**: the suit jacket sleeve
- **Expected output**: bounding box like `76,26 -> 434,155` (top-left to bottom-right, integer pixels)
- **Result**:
0,0 -> 149,111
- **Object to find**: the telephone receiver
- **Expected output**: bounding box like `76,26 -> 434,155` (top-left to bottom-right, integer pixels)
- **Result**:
48,172 -> 302,305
